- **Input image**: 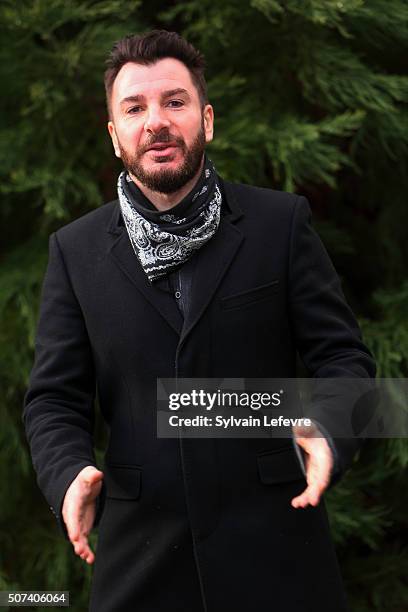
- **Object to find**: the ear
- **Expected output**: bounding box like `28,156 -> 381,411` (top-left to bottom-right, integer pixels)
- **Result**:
108,121 -> 121,158
203,104 -> 214,144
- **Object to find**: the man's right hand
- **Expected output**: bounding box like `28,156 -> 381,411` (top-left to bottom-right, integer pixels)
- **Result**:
62,465 -> 104,564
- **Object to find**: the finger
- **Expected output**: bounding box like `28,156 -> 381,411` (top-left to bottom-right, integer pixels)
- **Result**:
291,464 -> 329,507
80,545 -> 95,564
291,480 -> 322,508
73,534 -> 88,554
291,453 -> 329,508
84,550 -> 95,564
73,536 -> 94,562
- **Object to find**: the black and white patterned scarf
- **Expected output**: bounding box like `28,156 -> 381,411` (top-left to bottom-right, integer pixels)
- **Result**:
117,155 -> 222,282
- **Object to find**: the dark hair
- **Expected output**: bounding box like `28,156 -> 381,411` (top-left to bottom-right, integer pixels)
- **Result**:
104,29 -> 208,117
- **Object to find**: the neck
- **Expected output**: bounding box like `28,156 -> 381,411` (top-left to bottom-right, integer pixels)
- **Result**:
129,156 -> 205,212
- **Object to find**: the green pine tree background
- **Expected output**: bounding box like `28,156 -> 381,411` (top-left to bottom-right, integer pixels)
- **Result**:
1,1 -> 407,610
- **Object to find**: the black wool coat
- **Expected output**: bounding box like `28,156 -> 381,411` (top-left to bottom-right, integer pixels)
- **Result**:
23,177 -> 376,612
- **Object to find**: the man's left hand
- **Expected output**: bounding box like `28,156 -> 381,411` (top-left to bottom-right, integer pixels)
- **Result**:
291,423 -> 333,509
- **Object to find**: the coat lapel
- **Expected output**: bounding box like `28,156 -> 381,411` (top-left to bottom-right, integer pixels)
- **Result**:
179,214 -> 244,346
178,177 -> 244,346
106,204 -> 183,336
105,177 -> 244,343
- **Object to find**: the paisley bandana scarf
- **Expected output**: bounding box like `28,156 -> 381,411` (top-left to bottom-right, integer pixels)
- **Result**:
117,155 -> 222,282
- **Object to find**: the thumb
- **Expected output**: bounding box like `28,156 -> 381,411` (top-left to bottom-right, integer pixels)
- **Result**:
81,467 -> 104,486
293,435 -> 309,453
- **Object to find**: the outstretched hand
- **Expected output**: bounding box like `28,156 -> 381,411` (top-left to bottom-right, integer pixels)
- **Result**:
291,423 -> 333,509
62,465 -> 104,564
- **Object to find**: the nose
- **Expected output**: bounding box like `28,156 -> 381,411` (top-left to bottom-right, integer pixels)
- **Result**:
144,104 -> 171,135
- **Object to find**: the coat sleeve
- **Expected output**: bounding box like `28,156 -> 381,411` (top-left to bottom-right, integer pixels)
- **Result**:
288,195 -> 377,481
22,231 -> 104,539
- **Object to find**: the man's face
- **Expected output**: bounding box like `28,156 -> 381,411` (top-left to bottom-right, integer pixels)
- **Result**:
108,58 -> 214,193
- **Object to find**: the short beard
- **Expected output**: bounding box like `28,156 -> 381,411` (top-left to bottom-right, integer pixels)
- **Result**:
118,121 -> 207,194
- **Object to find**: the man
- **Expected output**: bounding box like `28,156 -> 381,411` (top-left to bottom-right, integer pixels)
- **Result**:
23,30 -> 376,611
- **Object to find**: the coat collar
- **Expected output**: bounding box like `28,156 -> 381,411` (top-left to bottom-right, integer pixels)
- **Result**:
106,175 -> 243,235
106,175 -> 244,341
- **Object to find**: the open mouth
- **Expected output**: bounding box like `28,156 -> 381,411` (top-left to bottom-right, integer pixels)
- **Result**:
147,143 -> 178,153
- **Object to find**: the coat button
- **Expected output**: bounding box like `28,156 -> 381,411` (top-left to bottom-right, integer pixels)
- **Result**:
175,291 -> 181,299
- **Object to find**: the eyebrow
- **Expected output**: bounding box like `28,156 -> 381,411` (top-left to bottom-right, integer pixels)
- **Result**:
120,88 -> 191,108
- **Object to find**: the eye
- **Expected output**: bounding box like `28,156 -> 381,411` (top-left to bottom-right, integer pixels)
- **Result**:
167,100 -> 184,108
127,106 -> 143,114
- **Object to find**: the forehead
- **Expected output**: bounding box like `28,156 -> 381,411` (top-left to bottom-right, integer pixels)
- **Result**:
111,58 -> 198,103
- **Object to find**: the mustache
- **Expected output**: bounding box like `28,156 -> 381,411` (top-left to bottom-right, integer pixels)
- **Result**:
142,132 -> 185,153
